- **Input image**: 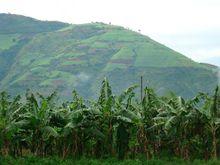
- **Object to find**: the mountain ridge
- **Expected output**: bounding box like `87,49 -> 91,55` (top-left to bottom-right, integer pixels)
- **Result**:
0,13 -> 218,99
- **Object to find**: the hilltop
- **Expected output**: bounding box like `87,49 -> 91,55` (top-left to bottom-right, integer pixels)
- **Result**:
0,14 -> 218,98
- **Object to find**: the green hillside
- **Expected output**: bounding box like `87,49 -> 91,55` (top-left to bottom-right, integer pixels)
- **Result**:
0,14 -> 218,98
0,13 -> 68,34
0,13 -> 68,79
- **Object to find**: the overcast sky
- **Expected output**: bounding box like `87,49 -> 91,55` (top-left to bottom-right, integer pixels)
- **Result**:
0,0 -> 220,66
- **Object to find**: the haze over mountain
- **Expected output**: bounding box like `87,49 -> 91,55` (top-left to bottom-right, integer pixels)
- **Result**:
0,14 -> 219,99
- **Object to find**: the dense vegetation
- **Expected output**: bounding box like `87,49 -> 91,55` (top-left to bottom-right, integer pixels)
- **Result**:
0,14 -> 218,99
1,156 -> 220,165
0,78 -> 219,162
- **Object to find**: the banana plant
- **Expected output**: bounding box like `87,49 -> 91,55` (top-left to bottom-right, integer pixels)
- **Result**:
113,84 -> 141,159
0,79 -> 219,160
200,86 -> 220,159
21,91 -> 58,156
0,92 -> 25,156
93,78 -> 115,157
151,93 -> 205,159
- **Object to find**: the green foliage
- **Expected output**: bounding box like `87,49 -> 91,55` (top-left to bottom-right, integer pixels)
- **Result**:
1,156 -> 220,165
0,79 -> 220,161
0,156 -> 217,165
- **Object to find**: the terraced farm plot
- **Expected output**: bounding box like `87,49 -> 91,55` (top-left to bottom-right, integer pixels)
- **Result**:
0,14 -> 218,99
0,34 -> 20,50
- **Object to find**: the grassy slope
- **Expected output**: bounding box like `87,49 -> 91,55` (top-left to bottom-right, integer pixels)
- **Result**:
0,13 -> 68,34
0,13 -> 68,81
0,34 -> 20,51
0,15 -> 218,98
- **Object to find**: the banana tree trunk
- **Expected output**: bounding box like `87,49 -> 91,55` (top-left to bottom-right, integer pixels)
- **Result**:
212,128 -> 217,159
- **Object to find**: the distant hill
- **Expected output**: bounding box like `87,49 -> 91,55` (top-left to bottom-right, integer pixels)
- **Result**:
202,57 -> 220,67
0,13 -> 68,34
0,13 -> 218,99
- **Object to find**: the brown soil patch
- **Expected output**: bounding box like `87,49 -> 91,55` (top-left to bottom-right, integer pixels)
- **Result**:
110,59 -> 132,65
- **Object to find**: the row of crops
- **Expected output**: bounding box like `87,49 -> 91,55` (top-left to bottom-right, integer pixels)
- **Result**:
0,78 -> 219,160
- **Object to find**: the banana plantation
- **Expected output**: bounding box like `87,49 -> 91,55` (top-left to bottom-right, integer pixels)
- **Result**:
0,78 -> 220,160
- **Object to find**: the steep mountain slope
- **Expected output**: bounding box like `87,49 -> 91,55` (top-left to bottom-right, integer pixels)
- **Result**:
0,13 -> 68,81
0,14 -> 218,98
